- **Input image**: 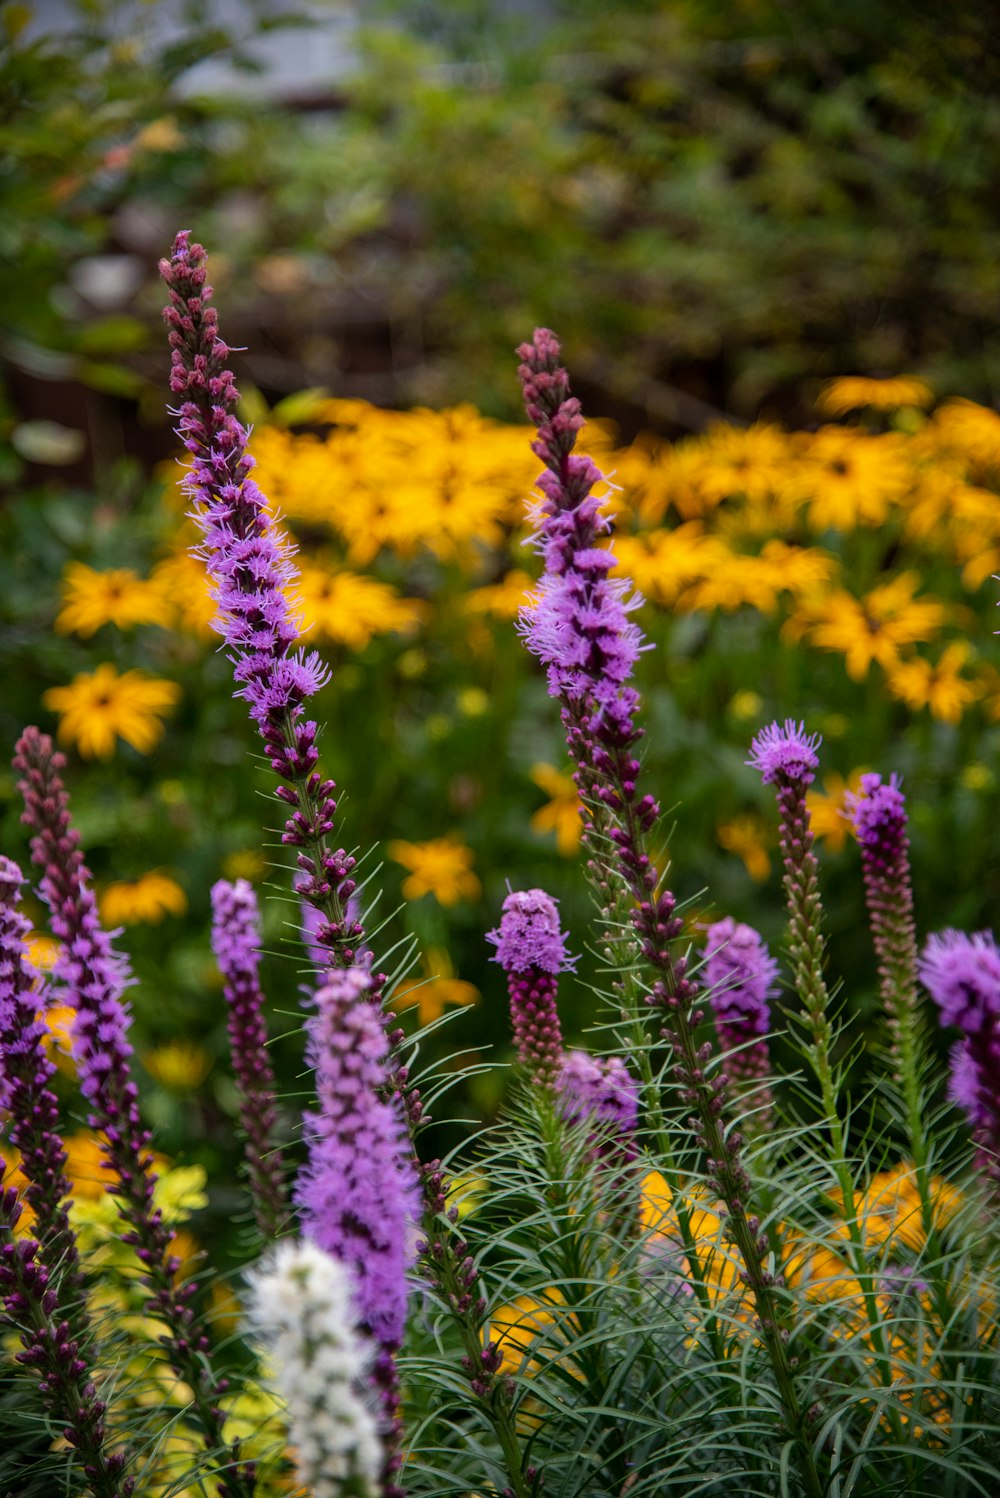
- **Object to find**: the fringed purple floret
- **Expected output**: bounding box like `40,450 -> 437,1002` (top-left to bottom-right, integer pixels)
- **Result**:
556,1051 -> 640,1167
295,966 -> 419,1352
211,880 -> 287,1240
747,720 -> 822,786
920,929 -> 1000,1181
488,888 -> 572,1082
701,918 -> 777,1119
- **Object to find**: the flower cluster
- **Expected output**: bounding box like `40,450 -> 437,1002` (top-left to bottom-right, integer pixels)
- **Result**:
701,917 -> 778,1102
488,888 -> 572,1083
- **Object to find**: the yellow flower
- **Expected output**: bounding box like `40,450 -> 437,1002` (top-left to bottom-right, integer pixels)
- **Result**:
529,762 -> 582,856
43,664 -> 181,758
56,562 -> 175,636
222,849 -> 266,883
886,641 -> 983,723
150,551 -> 216,637
817,375 -> 934,417
487,1289 -> 568,1378
805,769 -> 868,854
795,427 -> 912,531
828,1163 -> 963,1254
926,398 -> 1000,471
691,421 -> 794,505
100,870 -> 187,926
716,814 -> 771,882
290,565 -> 427,650
786,573 -> 948,681
464,569 -> 537,620
40,1002 -> 76,1077
728,690 -> 762,721
24,932 -> 60,974
393,947 -> 479,1025
144,1041 -> 213,1090
388,836 -> 481,905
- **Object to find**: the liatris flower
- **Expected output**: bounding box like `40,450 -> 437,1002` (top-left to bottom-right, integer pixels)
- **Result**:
919,930 -> 1000,1178
244,1240 -> 381,1498
555,1050 -> 639,1163
0,1185 -> 134,1498
160,235 -> 364,973
13,727 -> 255,1498
747,719 -> 822,787
0,855 -> 80,1298
487,887 -> 573,1083
701,918 -> 778,1118
294,965 -> 418,1487
211,879 -> 288,1241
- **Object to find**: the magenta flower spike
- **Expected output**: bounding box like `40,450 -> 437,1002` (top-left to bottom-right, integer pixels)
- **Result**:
555,1051 -> 640,1164
211,879 -> 288,1241
701,918 -> 778,1121
487,887 -> 573,1083
919,929 -> 1000,1180
13,727 -> 256,1498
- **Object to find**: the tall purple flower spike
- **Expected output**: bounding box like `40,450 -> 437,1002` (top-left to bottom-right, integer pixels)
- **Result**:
294,965 -> 419,1491
919,929 -> 1000,1180
701,918 -> 778,1123
555,1051 -> 640,1164
211,879 -> 288,1240
13,728 -> 255,1498
487,888 -> 572,1083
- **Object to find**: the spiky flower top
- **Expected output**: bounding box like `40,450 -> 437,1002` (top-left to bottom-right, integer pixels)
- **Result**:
488,888 -> 573,1083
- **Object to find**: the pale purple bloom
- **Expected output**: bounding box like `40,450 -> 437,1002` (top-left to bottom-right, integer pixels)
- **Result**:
295,967 -> 419,1350
747,720 -> 822,786
701,918 -> 778,1038
918,930 -> 1000,1034
948,1040 -> 982,1122
487,888 -> 575,976
556,1050 -> 639,1162
846,772 -> 907,849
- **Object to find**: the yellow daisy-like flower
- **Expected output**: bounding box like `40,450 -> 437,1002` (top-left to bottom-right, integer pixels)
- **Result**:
40,1002 -> 76,1077
805,769 -> 868,854
150,551 -> 216,638
143,1041 -> 213,1090
388,835 -> 481,905
464,569 -> 537,620
392,947 -> 479,1026
691,421 -> 794,505
716,814 -> 771,882
926,398 -> 1000,471
796,427 -> 912,531
55,562 -> 174,636
43,664 -> 181,759
24,932 -> 60,974
885,641 -> 983,723
786,573 -> 948,681
529,762 -> 582,857
817,375 -> 934,418
291,565 -> 427,651
100,870 -> 188,926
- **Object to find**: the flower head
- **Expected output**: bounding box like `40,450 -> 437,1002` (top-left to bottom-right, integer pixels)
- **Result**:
555,1051 -> 639,1161
487,888 -> 574,976
55,562 -> 174,636
42,664 -> 180,759
701,918 -> 779,1037
388,836 -> 481,906
747,719 -> 822,785
99,870 -> 187,926
245,1239 -> 381,1498
845,772 -> 906,849
919,929 -> 1000,1034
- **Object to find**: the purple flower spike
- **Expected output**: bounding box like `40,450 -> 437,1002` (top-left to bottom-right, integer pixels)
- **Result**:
701,919 -> 777,1119
488,888 -> 572,1082
747,720 -> 822,786
211,880 -> 288,1241
556,1050 -> 640,1163
295,966 -> 419,1353
920,929 -> 1000,1180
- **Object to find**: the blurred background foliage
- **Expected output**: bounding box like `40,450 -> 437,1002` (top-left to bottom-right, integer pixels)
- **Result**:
2,0 -> 1000,1248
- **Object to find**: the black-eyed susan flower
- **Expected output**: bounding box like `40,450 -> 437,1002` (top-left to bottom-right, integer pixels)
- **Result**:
99,870 -> 187,926
817,375 -> 934,418
886,641 -> 984,723
388,835 -> 481,905
55,561 -> 174,636
529,761 -> 582,856
42,663 -> 181,758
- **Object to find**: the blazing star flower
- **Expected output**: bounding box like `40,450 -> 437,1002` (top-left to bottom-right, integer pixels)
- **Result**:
747,720 -> 822,786
702,919 -> 778,1039
488,888 -> 574,1082
556,1050 -> 639,1160
918,930 -> 1000,1034
245,1239 -> 381,1498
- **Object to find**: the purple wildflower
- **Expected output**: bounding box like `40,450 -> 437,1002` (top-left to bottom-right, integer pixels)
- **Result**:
487,888 -> 572,1082
920,929 -> 1000,1180
701,918 -> 778,1122
211,879 -> 288,1240
556,1050 -> 639,1162
747,720 -> 821,786
294,964 -> 419,1353
14,728 -> 255,1498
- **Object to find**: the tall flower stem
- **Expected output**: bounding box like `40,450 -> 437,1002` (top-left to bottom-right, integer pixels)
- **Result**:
0,1186 -> 133,1498
517,331 -> 823,1497
211,879 -> 289,1241
161,234 -> 535,1498
13,727 -> 255,1498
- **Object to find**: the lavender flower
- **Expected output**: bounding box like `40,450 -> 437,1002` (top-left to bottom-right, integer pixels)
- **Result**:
920,929 -> 1000,1179
488,888 -> 572,1083
245,1240 -> 381,1498
14,727 -> 255,1498
211,879 -> 288,1240
0,1185 -> 133,1498
555,1050 -> 639,1163
746,720 -> 821,786
701,918 -> 778,1112
0,855 -> 80,1295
